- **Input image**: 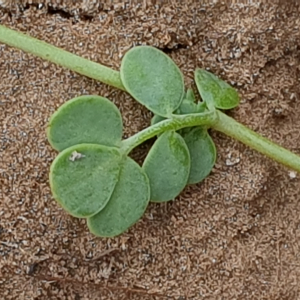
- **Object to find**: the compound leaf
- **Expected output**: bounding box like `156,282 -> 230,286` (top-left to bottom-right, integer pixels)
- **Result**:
143,131 -> 190,202
49,144 -> 121,218
195,69 -> 240,110
182,127 -> 216,184
87,157 -> 150,237
120,46 -> 185,117
47,95 -> 123,151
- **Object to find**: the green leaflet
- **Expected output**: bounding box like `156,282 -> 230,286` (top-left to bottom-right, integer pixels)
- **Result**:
177,99 -> 198,115
120,46 -> 185,117
180,88 -> 207,114
185,88 -> 196,102
195,69 -> 240,110
49,144 -> 122,218
151,114 -> 166,126
47,95 -> 123,151
182,127 -> 216,184
87,157 -> 150,237
176,99 -> 206,115
143,131 -> 190,202
176,88 -> 198,114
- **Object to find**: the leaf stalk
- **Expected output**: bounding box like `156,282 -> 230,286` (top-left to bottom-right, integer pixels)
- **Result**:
120,111 -> 218,155
213,111 -> 300,172
0,25 -> 125,91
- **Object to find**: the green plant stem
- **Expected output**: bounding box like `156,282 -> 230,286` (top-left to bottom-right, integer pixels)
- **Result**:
214,111 -> 300,172
121,111 -> 218,155
0,25 -> 125,91
1,25 -> 300,172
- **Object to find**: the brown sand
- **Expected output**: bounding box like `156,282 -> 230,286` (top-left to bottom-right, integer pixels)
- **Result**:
1,1 -> 300,299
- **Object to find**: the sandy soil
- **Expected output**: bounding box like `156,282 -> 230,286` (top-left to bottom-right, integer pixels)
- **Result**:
1,1 -> 300,299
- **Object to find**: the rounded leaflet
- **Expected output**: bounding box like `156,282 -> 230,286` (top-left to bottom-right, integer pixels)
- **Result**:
120,46 -> 185,117
49,144 -> 122,218
182,127 -> 216,184
47,95 -> 123,151
87,156 -> 150,237
142,131 -> 190,202
195,69 -> 240,110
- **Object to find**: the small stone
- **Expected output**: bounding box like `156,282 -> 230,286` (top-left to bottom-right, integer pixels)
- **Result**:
288,171 -> 297,179
69,151 -> 85,161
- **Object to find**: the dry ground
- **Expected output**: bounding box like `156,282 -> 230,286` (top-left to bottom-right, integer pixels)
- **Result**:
1,1 -> 300,299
